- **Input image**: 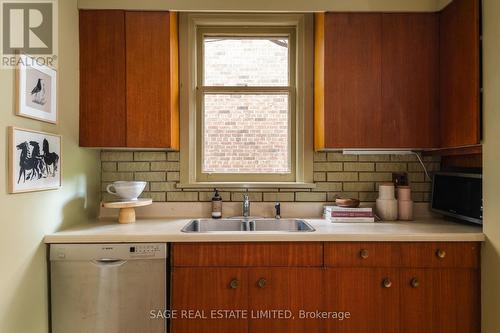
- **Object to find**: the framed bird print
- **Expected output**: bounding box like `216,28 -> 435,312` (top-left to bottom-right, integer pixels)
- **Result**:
16,54 -> 57,124
8,127 -> 62,193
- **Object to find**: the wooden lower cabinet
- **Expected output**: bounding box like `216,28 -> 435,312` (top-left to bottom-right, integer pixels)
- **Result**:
248,268 -> 323,333
323,268 -> 480,333
171,267 -> 323,333
171,268 -> 248,333
400,268 -> 480,333
170,243 -> 480,333
324,268 -> 400,333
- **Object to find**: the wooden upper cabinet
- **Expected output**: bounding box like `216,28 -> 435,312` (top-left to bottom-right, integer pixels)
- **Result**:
125,12 -> 179,148
79,10 -> 179,149
381,13 -> 440,148
79,10 -> 126,147
315,6 -> 480,150
439,0 -> 481,148
315,12 -> 439,149
315,13 -> 383,149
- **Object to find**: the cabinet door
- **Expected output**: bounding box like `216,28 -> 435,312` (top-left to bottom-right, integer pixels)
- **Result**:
324,268 -> 400,333
79,10 -> 126,147
125,11 -> 179,148
171,268 -> 248,333
315,12 -> 442,149
381,13 -> 439,148
316,13 -> 383,149
400,268 -> 480,333
248,268 -> 323,333
439,0 -> 481,148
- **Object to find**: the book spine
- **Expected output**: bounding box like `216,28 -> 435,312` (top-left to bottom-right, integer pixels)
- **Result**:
329,217 -> 375,222
331,212 -> 374,218
325,207 -> 373,212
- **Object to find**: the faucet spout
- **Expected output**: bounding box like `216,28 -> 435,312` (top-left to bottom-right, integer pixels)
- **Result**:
275,202 -> 281,219
242,194 -> 250,218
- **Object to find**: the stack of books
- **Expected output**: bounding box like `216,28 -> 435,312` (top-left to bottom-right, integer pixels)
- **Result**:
323,206 -> 375,223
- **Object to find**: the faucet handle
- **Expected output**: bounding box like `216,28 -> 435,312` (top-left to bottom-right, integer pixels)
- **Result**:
275,202 -> 281,219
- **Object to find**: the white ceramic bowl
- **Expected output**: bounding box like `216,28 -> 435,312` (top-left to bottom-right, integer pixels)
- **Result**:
106,181 -> 147,201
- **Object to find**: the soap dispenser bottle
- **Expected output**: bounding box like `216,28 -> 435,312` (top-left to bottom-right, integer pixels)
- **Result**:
211,189 -> 222,219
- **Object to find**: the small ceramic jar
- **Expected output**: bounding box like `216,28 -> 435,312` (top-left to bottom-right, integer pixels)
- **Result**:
376,183 -> 398,221
397,186 -> 414,221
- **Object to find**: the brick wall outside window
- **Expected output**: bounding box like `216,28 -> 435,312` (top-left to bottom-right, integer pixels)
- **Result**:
203,38 -> 290,173
204,94 -> 289,173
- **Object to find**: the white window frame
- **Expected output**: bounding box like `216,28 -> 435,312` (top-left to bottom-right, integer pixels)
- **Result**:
179,13 -> 314,188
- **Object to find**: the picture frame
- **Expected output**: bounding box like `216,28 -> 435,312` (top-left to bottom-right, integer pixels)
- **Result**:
8,127 -> 62,193
16,54 -> 57,124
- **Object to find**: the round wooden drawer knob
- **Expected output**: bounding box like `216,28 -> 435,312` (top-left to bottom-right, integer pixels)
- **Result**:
436,249 -> 446,259
257,278 -> 267,289
382,278 -> 392,288
360,249 -> 369,259
410,278 -> 420,288
229,279 -> 239,289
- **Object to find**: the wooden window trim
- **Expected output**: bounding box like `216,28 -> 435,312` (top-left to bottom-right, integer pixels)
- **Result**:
178,13 -> 314,188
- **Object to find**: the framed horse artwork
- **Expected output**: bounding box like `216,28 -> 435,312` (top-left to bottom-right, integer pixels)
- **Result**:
8,127 -> 62,193
16,54 -> 57,124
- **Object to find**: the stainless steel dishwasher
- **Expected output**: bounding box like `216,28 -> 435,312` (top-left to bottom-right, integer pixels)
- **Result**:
50,243 -> 167,333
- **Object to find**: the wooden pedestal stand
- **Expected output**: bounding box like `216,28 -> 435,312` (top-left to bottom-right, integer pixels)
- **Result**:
101,199 -> 153,224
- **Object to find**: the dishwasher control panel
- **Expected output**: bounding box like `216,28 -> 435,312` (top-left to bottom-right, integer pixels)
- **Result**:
50,243 -> 167,261
129,244 -> 163,256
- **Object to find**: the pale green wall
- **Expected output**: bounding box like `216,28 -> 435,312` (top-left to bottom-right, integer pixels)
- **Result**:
0,0 -> 100,332
482,0 -> 500,332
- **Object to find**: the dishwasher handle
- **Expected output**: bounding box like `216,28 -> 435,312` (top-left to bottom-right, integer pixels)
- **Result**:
92,259 -> 127,266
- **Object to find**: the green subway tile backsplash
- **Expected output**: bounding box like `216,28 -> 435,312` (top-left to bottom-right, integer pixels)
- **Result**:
100,151 -> 440,203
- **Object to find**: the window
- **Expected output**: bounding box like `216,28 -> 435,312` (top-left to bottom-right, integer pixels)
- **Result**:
180,14 -> 314,187
199,28 -> 295,181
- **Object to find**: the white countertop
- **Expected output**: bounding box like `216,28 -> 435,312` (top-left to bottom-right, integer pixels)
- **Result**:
44,218 -> 484,243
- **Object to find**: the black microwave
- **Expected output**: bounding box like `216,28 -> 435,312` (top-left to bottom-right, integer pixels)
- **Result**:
431,172 -> 482,225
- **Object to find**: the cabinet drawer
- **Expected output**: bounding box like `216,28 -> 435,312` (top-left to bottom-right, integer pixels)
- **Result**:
400,242 -> 480,268
172,242 -> 323,267
324,242 -> 400,267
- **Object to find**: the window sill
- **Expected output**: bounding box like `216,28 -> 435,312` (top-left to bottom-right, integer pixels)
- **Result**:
176,182 -> 316,189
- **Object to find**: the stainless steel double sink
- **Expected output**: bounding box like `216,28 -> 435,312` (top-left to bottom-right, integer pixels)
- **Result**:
181,218 -> 315,233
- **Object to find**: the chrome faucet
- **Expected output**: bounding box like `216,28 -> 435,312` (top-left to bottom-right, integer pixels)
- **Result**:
275,202 -> 281,219
242,194 -> 250,218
